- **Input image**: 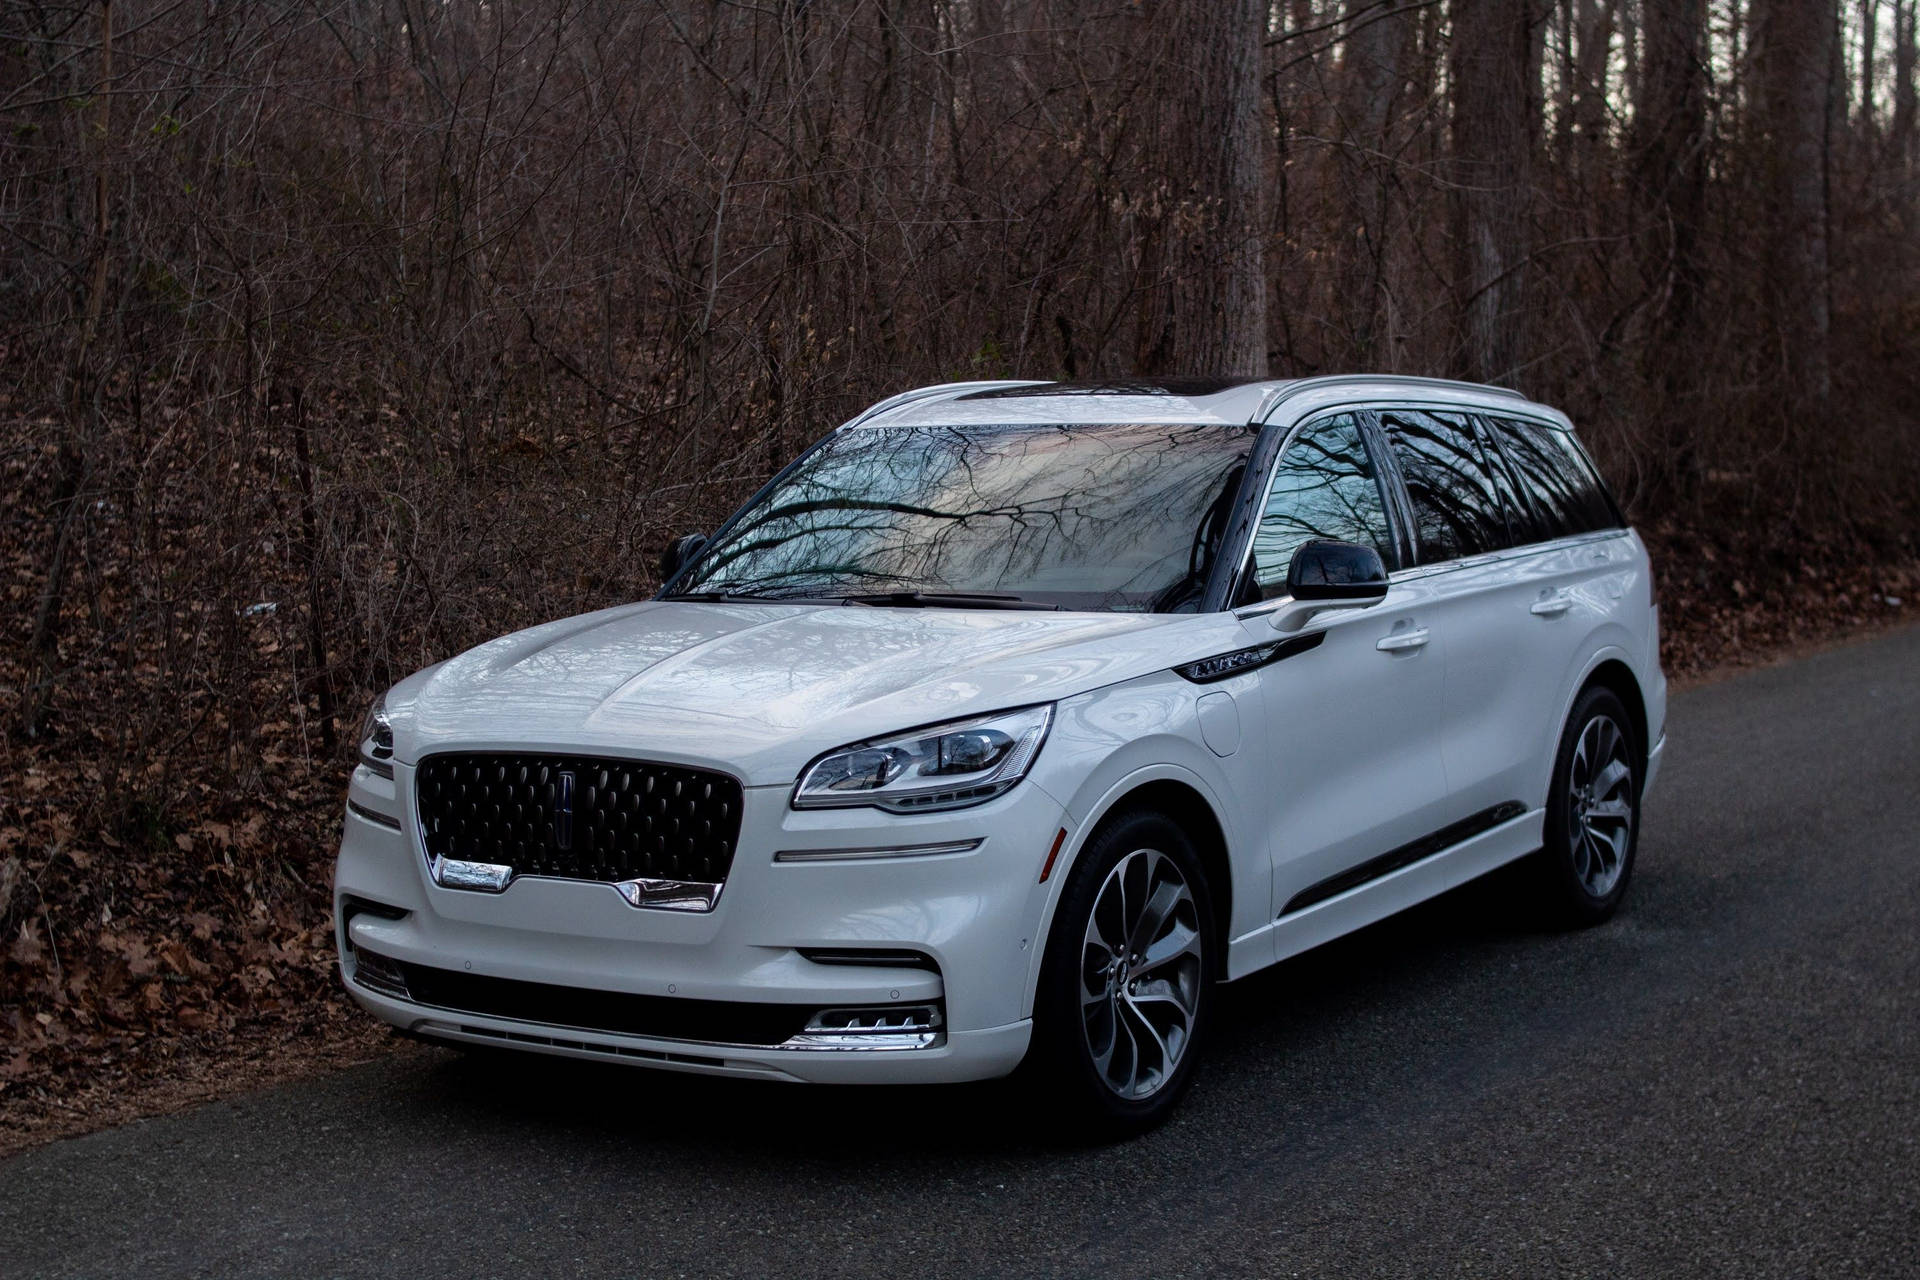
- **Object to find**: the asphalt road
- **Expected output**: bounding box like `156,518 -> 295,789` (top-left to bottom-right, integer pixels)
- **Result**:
6,626 -> 1919,1278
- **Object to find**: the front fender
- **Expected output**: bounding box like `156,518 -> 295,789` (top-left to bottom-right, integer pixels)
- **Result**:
1018,674 -> 1270,1015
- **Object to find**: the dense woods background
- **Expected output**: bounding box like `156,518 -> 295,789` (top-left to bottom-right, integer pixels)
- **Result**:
3,0 -> 1918,1134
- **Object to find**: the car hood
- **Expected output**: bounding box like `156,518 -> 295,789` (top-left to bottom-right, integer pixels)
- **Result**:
393,600 -> 1241,785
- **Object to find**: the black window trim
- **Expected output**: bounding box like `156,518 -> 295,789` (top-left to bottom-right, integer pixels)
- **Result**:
1199,416 -> 1296,613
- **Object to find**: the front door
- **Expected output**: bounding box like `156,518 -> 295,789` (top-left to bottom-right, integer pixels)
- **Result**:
1235,410 -> 1453,918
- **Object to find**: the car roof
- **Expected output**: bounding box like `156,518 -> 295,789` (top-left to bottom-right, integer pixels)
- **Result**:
847,375 -> 1573,433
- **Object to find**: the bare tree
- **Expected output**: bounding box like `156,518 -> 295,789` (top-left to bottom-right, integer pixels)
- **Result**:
1752,0 -> 1839,406
1141,0 -> 1271,377
1449,0 -> 1540,384
1896,0 -> 1919,168
1334,0 -> 1417,365
1634,0 -> 1710,496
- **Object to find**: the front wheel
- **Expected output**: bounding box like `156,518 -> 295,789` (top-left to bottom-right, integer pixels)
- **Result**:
1529,685 -> 1642,927
1026,808 -> 1216,1139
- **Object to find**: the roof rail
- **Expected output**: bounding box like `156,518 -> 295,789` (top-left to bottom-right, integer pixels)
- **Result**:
837,380 -> 1052,430
1251,373 -> 1528,423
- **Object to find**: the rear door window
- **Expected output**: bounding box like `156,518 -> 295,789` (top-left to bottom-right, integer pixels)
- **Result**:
1378,409 -> 1513,564
1485,416 -> 1622,537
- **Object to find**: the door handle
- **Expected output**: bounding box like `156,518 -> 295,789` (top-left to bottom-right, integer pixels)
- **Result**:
1530,594 -> 1573,617
1375,627 -> 1430,652
1589,547 -> 1612,564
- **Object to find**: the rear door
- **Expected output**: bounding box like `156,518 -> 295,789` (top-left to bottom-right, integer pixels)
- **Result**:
1233,410 -> 1453,916
1374,406 -> 1565,822
1479,413 -> 1639,798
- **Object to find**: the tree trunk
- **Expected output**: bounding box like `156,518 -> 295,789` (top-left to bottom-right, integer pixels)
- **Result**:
1635,0 -> 1709,496
1895,0 -> 1918,168
1448,0 -> 1538,384
1752,0 -> 1837,407
21,0 -> 112,739
1336,0 -> 1415,364
1861,0 -> 1878,136
1144,0 -> 1270,377
1570,0 -> 1615,184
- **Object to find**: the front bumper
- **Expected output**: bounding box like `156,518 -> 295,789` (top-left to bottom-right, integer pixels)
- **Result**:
333,760 -> 1066,1083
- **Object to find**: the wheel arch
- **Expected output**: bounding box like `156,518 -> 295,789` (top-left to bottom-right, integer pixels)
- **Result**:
1099,778 -> 1235,965
1022,765 -> 1244,1018
1580,657 -> 1650,772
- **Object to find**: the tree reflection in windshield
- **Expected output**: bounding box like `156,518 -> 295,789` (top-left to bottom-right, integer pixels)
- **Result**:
678,422 -> 1259,612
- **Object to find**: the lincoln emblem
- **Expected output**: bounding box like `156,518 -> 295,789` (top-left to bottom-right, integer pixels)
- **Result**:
555,770 -> 575,851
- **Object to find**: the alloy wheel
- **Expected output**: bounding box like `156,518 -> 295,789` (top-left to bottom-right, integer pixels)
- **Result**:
1568,713 -> 1634,897
1079,848 -> 1205,1101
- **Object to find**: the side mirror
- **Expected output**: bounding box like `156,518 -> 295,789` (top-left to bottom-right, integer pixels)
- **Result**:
1286,539 -> 1389,601
1271,540 -> 1389,632
659,532 -> 707,584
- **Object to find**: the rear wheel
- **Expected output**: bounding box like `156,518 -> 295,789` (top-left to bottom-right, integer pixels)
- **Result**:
1027,808 -> 1216,1138
1530,685 -> 1641,926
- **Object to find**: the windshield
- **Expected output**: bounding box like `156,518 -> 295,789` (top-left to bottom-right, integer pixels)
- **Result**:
672,422 -> 1258,612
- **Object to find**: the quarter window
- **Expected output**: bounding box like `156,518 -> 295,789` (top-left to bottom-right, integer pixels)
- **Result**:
1485,416 -> 1621,538
1249,413 -> 1394,598
1379,410 -> 1513,563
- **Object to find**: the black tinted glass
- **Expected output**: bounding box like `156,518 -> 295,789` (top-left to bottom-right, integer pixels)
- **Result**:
1379,410 -> 1512,562
1472,415 -> 1540,543
1487,416 -> 1621,537
1250,413 -> 1393,597
677,422 -> 1258,612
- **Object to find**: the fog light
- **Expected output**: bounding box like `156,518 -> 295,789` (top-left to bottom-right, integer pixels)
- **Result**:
780,1003 -> 945,1051
350,946 -> 411,1000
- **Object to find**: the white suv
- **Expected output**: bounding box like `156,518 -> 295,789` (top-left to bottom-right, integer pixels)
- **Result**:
335,375 -> 1665,1133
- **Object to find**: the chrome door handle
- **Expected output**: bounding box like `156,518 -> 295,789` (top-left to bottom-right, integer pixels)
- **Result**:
1530,595 -> 1573,617
1376,627 -> 1430,652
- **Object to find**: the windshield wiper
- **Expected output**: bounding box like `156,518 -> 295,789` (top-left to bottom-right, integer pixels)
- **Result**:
659,589 -> 843,605
840,590 -> 1065,611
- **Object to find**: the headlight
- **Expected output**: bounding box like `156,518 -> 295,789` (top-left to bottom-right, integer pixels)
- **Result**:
358,691 -> 395,776
792,705 -> 1053,813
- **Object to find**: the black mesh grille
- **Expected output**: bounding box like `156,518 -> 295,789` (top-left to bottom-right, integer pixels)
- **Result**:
415,753 -> 743,885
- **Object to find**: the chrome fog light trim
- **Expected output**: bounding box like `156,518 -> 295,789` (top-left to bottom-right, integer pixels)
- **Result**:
428,856 -> 724,912
780,1003 -> 945,1051
613,877 -> 723,912
774,838 -> 982,864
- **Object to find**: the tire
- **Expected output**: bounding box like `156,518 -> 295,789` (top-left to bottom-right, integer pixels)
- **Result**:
1529,685 -> 1642,927
1025,807 -> 1217,1139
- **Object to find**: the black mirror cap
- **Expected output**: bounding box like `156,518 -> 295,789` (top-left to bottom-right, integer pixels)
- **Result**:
1286,539 -> 1389,601
660,532 -> 708,584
